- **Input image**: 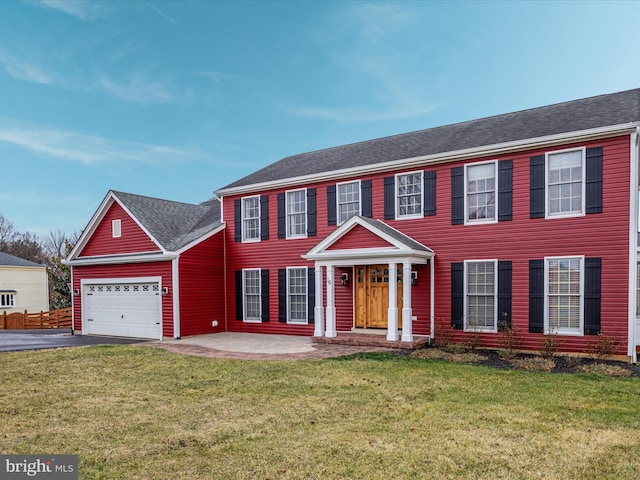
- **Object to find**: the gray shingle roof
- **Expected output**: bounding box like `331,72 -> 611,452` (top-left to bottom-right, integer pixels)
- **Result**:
112,191 -> 222,252
0,251 -> 44,268
221,88 -> 640,190
358,217 -> 433,253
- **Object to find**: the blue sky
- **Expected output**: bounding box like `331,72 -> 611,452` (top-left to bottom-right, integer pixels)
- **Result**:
0,0 -> 638,237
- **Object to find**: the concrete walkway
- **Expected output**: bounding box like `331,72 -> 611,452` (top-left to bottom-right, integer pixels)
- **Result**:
148,332 -> 393,360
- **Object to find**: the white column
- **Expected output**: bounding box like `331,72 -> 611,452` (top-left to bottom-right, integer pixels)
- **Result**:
401,261 -> 413,342
325,265 -> 337,338
387,262 -> 399,341
313,264 -> 325,337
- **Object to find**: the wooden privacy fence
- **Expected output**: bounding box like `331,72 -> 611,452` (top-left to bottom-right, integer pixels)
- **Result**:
0,307 -> 72,330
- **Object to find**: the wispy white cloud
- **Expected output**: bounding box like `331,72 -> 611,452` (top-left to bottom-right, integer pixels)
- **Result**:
287,3 -> 438,122
0,49 -> 56,85
36,0 -> 106,21
150,5 -> 176,25
0,119 -> 191,166
99,70 -> 177,104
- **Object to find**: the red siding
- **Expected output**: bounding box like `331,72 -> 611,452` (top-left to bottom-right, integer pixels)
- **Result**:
72,261 -> 174,337
79,202 -> 160,257
179,232 -> 226,336
328,224 -> 393,250
223,134 -> 632,355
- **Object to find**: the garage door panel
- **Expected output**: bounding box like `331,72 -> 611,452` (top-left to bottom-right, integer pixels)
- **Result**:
83,281 -> 162,339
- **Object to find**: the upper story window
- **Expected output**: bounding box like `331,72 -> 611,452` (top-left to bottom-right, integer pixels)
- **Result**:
465,260 -> 497,332
286,189 -> 307,238
465,161 -> 497,224
242,196 -> 260,242
0,292 -> 16,308
545,257 -> 583,335
546,149 -> 585,218
337,180 -> 361,224
396,171 -> 423,219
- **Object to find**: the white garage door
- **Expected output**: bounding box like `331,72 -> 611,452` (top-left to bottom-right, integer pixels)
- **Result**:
83,281 -> 162,339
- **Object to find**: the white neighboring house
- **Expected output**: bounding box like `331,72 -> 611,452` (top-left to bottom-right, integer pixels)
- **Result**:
0,252 -> 49,313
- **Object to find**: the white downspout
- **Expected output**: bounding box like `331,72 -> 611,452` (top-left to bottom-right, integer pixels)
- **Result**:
629,129 -> 639,363
430,256 -> 435,343
172,256 -> 181,339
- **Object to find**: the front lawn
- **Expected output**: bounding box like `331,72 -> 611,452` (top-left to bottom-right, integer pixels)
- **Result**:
0,345 -> 639,479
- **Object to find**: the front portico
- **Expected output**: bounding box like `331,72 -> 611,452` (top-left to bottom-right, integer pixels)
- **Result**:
303,216 -> 434,343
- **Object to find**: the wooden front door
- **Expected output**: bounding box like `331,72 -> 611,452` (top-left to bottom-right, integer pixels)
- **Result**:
355,265 -> 403,329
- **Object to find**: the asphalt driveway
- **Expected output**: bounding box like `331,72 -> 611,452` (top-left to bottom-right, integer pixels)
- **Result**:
0,329 -> 148,352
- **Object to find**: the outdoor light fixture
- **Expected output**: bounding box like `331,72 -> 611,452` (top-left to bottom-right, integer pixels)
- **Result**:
340,273 -> 349,286
411,271 -> 418,286
162,287 -> 169,295
73,289 -> 80,296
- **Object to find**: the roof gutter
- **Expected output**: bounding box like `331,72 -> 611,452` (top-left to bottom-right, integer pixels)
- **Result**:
217,123 -> 640,196
64,252 -> 179,267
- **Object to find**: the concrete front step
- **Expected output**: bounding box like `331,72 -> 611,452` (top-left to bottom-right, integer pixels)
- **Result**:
312,333 -> 430,350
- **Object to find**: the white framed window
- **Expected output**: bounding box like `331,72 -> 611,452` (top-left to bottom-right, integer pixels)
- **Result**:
242,269 -> 261,322
242,196 -> 260,242
546,148 -> 585,218
112,219 -> 122,238
337,180 -> 361,224
396,171 -> 423,219
464,260 -> 497,332
465,161 -> 497,224
545,256 -> 584,335
287,267 -> 308,324
286,189 -> 307,238
0,292 -> 16,308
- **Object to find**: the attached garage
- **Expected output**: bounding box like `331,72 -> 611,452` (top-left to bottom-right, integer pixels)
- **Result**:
82,278 -> 162,339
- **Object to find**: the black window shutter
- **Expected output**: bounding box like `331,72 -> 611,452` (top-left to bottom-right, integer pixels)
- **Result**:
278,269 -> 287,323
498,160 -> 513,222
497,261 -> 512,331
260,195 -> 269,240
530,155 -> 545,219
234,199 -> 242,242
307,188 -> 317,236
384,176 -> 395,220
277,193 -> 286,239
327,185 -> 337,226
424,170 -> 436,217
235,270 -> 243,320
361,180 -> 373,218
585,147 -> 603,214
584,257 -> 602,335
451,262 -> 464,330
451,167 -> 464,225
261,270 -> 270,322
529,259 -> 544,333
307,267 -> 315,324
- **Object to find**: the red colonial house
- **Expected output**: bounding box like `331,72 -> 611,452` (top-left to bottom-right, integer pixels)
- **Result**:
67,89 -> 640,361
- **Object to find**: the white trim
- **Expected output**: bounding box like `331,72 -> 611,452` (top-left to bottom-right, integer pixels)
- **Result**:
336,179 -> 362,225
463,259 -> 498,333
629,129 -> 639,361
395,170 -> 424,220
242,268 -> 262,323
286,266 -> 309,324
285,188 -> 308,239
544,147 -> 587,219
216,123 -> 639,197
464,160 -> 498,225
65,252 -> 178,266
241,195 -> 261,243
544,256 -> 585,336
80,276 -> 163,340
172,257 -> 180,339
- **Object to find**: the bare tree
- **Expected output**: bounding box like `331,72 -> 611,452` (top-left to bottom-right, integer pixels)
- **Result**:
0,213 -> 15,252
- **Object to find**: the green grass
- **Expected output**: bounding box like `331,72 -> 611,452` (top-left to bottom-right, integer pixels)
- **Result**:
1,346 -> 639,479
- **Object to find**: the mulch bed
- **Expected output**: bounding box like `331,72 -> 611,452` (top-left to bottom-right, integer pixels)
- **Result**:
405,347 -> 640,377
